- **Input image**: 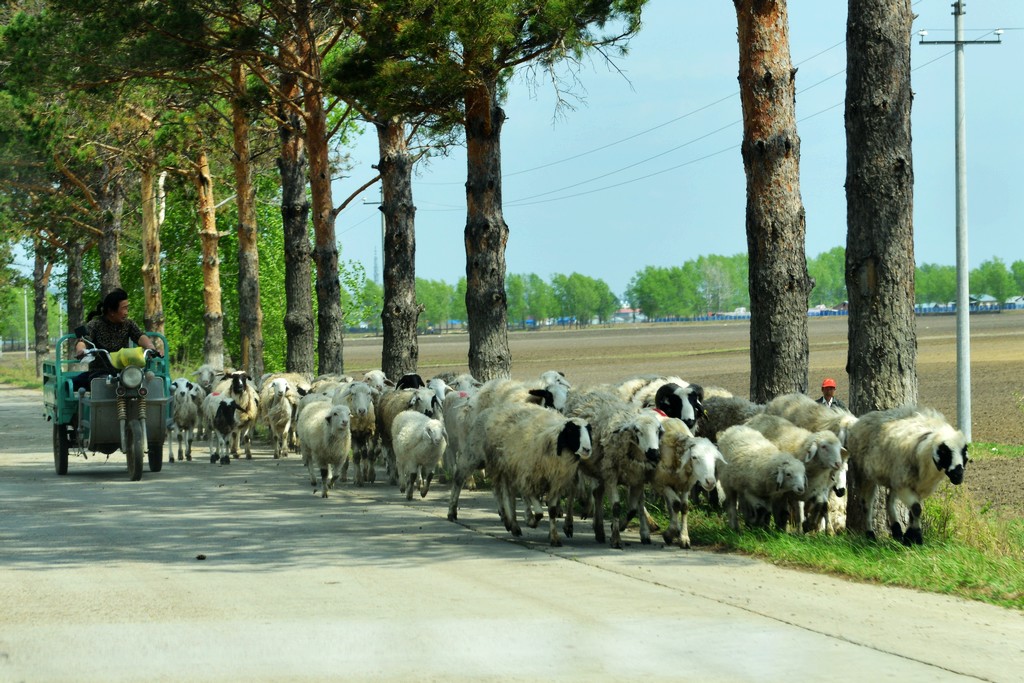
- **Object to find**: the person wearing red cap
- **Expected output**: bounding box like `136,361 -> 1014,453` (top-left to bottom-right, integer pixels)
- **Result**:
816,377 -> 847,410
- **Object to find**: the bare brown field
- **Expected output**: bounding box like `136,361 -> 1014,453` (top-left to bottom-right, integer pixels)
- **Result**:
343,310 -> 1024,518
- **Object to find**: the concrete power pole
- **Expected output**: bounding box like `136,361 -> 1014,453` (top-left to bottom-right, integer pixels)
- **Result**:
918,2 -> 1002,441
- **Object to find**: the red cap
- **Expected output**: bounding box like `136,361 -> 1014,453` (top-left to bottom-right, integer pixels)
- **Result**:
822,378 -> 837,389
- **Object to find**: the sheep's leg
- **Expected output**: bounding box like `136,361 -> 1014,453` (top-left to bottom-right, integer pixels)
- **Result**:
608,482 -> 623,549
404,471 -> 416,501
525,495 -> 544,528
725,489 -> 739,531
352,449 -> 364,487
320,467 -> 330,498
635,489 -> 651,545
168,431 -> 176,464
591,480 -> 607,544
661,490 -> 682,547
184,430 -> 193,461
547,499 -> 562,547
563,485 -> 575,539
447,469 -> 466,521
339,453 -> 350,483
861,481 -> 880,541
421,468 -> 433,498
242,426 -> 253,460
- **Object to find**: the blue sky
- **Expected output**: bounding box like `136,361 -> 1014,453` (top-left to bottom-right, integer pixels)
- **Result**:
333,0 -> 1024,299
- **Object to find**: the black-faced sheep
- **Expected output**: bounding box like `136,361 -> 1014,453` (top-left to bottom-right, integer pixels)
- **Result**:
744,413 -> 846,533
333,381 -> 378,485
615,375 -> 705,430
204,395 -> 242,465
846,406 -> 969,545
392,411 -> 447,500
296,402 -> 352,498
168,378 -> 204,463
564,388 -> 665,549
375,387 -> 442,486
716,424 -> 807,532
209,371 -> 260,460
471,402 -> 592,546
649,417 -> 726,549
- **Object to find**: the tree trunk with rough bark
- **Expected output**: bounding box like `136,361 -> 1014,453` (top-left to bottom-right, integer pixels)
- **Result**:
845,0 -> 917,533
377,118 -> 421,381
277,58 -> 315,375
97,162 -> 125,294
140,165 -> 165,334
734,0 -> 810,403
298,3 -> 345,375
33,243 -> 50,377
232,60 -> 264,379
194,150 -> 225,370
65,237 -> 84,333
464,77 -> 511,382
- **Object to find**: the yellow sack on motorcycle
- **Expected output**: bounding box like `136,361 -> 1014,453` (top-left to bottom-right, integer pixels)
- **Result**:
108,347 -> 147,370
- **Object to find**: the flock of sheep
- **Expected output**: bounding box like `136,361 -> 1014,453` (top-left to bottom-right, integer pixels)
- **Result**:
166,364 -> 970,548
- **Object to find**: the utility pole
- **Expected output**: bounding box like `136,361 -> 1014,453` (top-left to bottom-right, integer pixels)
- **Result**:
918,2 -> 1002,441
363,185 -> 385,284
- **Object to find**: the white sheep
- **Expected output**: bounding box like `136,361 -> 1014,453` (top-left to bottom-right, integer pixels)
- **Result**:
392,411 -> 447,500
209,371 -> 260,460
258,372 -> 311,449
261,377 -> 299,459
333,381 -> 378,485
563,388 -> 665,549
744,413 -> 846,533
471,402 -> 592,546
444,372 -> 574,523
716,424 -> 807,532
846,405 -> 969,545
191,363 -> 223,440
375,387 -> 442,485
649,417 -> 726,549
168,378 -> 204,462
296,402 -> 353,497
764,392 -> 858,446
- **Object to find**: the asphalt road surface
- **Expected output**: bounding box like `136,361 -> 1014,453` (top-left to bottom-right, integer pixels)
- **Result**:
2,384 -> 1022,682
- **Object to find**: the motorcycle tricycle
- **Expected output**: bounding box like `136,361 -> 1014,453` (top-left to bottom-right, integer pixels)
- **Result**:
43,330 -> 171,481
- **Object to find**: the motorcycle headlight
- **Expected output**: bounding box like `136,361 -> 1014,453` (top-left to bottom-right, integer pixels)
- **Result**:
121,365 -> 144,390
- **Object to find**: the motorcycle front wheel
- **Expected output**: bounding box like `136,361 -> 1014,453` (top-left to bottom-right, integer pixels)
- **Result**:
126,421 -> 145,481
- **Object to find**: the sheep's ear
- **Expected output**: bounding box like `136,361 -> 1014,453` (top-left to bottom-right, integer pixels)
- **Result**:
805,442 -> 818,463
715,451 -> 727,464
527,388 -> 554,408
776,467 -> 785,490
840,446 -> 849,458
297,386 -> 309,397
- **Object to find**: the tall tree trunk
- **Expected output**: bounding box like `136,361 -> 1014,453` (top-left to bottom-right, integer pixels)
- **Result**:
97,162 -> 125,294
464,77 -> 511,382
845,0 -> 916,533
734,0 -> 810,403
233,60 -> 265,379
194,150 -> 225,370
140,165 -> 165,335
297,2 -> 345,375
65,236 -> 85,333
377,117 -> 421,380
33,242 -> 50,377
277,55 -> 315,375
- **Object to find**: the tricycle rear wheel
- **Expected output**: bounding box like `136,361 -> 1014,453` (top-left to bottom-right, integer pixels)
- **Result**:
53,423 -> 69,476
126,422 -> 144,481
148,441 -> 164,473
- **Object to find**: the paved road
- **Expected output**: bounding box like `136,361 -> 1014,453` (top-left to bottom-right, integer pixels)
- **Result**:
1,384 -> 1022,682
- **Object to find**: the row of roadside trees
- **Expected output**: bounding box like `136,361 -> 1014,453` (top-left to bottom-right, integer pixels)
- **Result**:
5,245 -> 1021,367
